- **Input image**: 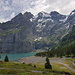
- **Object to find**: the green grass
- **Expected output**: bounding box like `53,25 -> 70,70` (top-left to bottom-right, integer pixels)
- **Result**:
64,58 -> 75,70
0,25 -> 26,37
65,58 -> 75,61
0,61 -> 75,75
52,63 -> 70,72
35,63 -> 75,75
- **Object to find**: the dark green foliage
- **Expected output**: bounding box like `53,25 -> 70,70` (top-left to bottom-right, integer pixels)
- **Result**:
34,65 -> 36,68
35,41 -> 75,58
55,30 -> 75,49
36,42 -> 73,58
60,52 -> 62,58
35,30 -> 75,58
45,57 -> 52,69
4,55 -> 9,62
35,51 -> 54,57
0,55 -> 1,59
42,71 -> 46,74
28,64 -> 32,66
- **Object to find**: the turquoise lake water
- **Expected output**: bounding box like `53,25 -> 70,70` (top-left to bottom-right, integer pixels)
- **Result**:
1,53 -> 36,61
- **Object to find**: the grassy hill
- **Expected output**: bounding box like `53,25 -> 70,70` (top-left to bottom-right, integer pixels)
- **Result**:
0,60 -> 75,75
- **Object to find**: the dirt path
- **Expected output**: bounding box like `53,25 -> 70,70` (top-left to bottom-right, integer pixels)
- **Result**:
72,62 -> 75,66
57,62 -> 75,72
0,67 -> 25,70
49,57 -> 75,72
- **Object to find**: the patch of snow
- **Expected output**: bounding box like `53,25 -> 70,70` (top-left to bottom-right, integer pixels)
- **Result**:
35,14 -> 38,18
61,32 -> 69,39
34,37 -> 42,41
74,24 -> 75,25
42,12 -> 51,18
66,25 -> 69,29
36,24 -> 42,28
30,18 -> 33,22
43,18 -> 54,22
70,12 -> 75,16
60,16 -> 68,22
38,19 -> 43,22
32,16 -> 37,21
42,25 -> 46,27
39,11 -> 51,18
36,29 -> 42,32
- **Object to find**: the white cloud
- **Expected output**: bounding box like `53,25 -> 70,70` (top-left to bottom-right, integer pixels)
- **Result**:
0,0 -> 75,22
28,0 -> 75,15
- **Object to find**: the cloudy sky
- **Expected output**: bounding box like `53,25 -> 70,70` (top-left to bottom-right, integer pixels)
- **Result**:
0,0 -> 75,22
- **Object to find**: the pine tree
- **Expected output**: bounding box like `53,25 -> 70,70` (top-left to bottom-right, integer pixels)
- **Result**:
60,52 -> 62,58
4,55 -> 9,62
45,57 -> 52,69
34,65 -> 36,68
0,55 -> 1,59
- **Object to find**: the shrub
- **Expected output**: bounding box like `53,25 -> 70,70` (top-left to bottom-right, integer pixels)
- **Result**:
4,55 -> 9,62
34,65 -> 36,68
0,55 -> 1,59
45,57 -> 52,69
28,64 -> 32,66
42,71 -> 46,74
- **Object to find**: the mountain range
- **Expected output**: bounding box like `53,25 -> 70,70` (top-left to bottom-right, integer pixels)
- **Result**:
0,9 -> 75,53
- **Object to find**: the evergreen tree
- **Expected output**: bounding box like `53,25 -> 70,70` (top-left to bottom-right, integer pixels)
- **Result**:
45,57 -> 52,69
34,65 -> 36,68
4,55 -> 9,62
0,55 -> 1,59
56,51 -> 59,57
60,52 -> 62,58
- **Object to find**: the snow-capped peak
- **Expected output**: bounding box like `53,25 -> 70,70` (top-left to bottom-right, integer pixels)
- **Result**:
70,9 -> 75,16
37,11 -> 51,18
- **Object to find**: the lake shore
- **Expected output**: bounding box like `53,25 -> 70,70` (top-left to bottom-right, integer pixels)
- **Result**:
15,56 -> 46,64
15,56 -> 66,64
1,53 -> 36,61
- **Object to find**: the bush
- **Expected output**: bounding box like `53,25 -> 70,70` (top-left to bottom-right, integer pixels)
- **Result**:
45,57 -> 52,69
0,55 -> 1,59
42,71 -> 46,74
4,55 -> 9,62
34,65 -> 36,68
28,64 -> 32,66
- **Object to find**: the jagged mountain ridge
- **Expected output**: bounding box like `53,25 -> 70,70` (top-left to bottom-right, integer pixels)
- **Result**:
0,9 -> 75,53
32,11 -> 67,37
0,12 -> 35,53
32,10 -> 75,40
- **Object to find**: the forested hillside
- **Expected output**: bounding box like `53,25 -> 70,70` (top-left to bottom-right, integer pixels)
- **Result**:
35,29 -> 75,57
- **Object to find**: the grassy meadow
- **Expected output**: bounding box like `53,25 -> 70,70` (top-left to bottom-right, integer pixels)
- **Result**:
0,57 -> 75,75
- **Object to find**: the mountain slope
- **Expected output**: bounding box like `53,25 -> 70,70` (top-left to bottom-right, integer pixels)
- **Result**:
0,9 -> 75,53
53,26 -> 75,49
35,29 -> 75,57
32,10 -> 75,49
0,12 -> 35,53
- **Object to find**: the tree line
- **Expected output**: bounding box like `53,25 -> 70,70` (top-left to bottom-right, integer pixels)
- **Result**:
35,41 -> 75,58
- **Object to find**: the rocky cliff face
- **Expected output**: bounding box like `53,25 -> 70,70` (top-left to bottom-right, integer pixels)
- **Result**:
0,10 -> 75,53
0,12 -> 34,53
32,11 -> 67,37
32,10 -> 75,42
